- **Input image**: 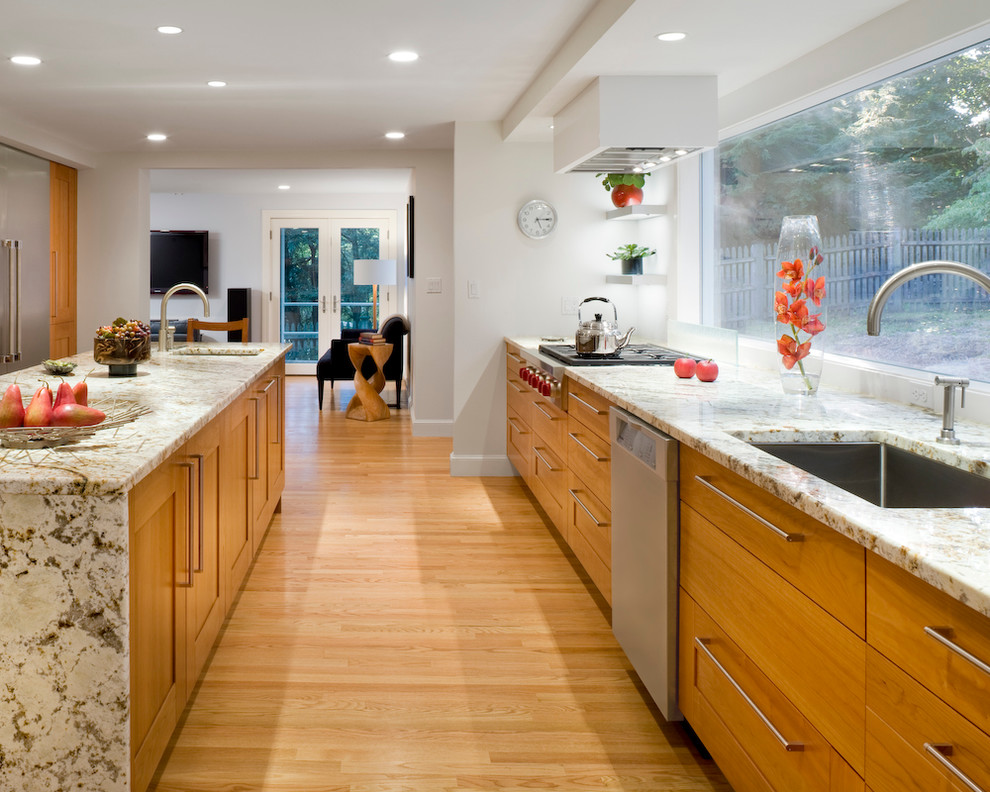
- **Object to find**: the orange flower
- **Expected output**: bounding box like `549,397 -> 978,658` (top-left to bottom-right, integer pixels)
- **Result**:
774,291 -> 790,323
804,314 -> 826,336
777,335 -> 812,369
777,257 -> 805,282
804,276 -> 826,306
786,298 -> 809,327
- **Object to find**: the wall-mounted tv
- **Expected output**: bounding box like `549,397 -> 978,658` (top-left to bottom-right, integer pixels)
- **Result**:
150,230 -> 209,294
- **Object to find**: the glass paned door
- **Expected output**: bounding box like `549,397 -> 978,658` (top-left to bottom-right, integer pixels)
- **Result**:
336,222 -> 389,332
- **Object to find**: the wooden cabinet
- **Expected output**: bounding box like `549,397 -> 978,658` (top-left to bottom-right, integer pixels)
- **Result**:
129,449 -> 191,792
249,359 -> 285,554
678,445 -> 866,790
222,391 -> 253,598
49,162 -> 77,358
865,553 -> 990,792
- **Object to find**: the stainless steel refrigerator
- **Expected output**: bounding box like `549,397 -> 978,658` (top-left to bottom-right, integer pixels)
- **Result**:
0,143 -> 50,373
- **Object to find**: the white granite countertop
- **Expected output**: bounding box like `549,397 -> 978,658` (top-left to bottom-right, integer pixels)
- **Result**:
507,337 -> 990,618
0,343 -> 290,496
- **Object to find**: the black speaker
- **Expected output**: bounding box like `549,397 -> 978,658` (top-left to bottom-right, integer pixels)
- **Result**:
227,287 -> 251,342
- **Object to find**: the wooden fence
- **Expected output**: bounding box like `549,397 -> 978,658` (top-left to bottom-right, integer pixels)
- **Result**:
719,227 -> 990,330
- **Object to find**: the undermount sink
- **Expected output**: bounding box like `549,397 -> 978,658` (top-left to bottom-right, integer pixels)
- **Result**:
750,440 -> 990,508
173,345 -> 264,356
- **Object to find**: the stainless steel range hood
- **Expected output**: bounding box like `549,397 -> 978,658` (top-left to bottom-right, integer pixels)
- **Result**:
553,75 -> 718,174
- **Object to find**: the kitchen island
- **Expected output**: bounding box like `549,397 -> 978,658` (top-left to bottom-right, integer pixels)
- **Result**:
0,344 -> 289,792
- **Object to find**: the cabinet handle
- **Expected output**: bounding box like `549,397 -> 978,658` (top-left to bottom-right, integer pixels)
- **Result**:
693,475 -> 803,542
248,396 -> 261,480
178,462 -> 196,587
507,352 -> 524,364
568,432 -> 607,462
507,417 -> 528,435
190,453 -> 205,572
569,392 -> 608,416
533,402 -> 561,421
695,637 -> 804,752
924,626 -> 990,676
264,376 -> 281,444
51,250 -> 58,319
533,447 -> 561,472
924,743 -> 985,792
508,380 -> 525,393
568,489 -> 607,527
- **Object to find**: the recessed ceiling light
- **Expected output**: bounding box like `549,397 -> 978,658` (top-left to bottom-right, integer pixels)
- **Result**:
207,80 -> 227,88
278,185 -> 291,190
10,55 -> 41,66
147,133 -> 167,142
157,25 -> 183,35
388,50 -> 419,63
385,131 -> 405,140
674,149 -> 688,156
656,32 -> 686,42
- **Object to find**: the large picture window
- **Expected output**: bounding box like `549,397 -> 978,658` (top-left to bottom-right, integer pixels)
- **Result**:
716,37 -> 990,382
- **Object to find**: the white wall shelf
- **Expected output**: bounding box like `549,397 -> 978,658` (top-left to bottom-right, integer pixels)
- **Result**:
605,274 -> 667,285
605,204 -> 667,221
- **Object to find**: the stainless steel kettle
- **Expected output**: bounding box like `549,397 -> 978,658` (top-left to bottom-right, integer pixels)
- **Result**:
574,297 -> 635,356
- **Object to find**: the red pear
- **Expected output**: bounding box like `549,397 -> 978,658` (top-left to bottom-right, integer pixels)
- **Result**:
72,380 -> 88,406
24,385 -> 54,427
53,381 -> 76,409
0,384 -> 25,428
51,403 -> 105,427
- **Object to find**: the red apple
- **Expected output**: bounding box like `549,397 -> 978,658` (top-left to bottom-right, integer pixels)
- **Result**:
696,359 -> 719,382
673,358 -> 697,378
610,184 -> 643,208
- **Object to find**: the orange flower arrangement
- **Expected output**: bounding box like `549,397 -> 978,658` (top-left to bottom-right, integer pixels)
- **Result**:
775,246 -> 825,389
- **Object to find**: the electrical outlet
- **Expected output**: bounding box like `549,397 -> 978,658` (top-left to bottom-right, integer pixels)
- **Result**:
910,386 -> 930,407
561,297 -> 580,315
426,277 -> 442,294
467,280 -> 481,299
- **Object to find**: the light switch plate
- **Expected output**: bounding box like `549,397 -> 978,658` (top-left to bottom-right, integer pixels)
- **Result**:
468,280 -> 481,299
426,277 -> 442,294
561,297 -> 580,315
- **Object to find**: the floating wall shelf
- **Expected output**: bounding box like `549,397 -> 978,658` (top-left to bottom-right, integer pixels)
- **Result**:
605,274 -> 667,285
605,204 -> 667,221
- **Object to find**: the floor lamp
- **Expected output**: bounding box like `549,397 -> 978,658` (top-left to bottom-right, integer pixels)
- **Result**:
353,259 -> 397,329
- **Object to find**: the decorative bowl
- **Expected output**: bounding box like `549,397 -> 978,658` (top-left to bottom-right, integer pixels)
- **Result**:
94,319 -> 152,376
43,359 -> 77,375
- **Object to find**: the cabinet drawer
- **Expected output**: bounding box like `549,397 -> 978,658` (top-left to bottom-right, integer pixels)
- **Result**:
505,345 -> 527,376
680,445 -> 865,637
680,502 -> 866,773
567,416 -> 611,509
566,377 -> 612,441
866,647 -> 990,792
867,553 -> 990,738
530,398 -> 568,460
506,379 -> 533,421
531,441 -> 566,531
566,471 -> 611,594
506,404 -> 532,479
680,591 -> 832,792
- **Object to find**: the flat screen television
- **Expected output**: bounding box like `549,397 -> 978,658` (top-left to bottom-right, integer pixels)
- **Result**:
150,230 -> 209,294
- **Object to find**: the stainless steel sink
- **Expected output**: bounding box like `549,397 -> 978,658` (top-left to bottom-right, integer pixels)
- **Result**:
750,441 -> 990,508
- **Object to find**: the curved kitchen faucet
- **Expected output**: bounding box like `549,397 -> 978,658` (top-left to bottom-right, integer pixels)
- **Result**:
159,282 -> 210,352
866,260 -> 990,443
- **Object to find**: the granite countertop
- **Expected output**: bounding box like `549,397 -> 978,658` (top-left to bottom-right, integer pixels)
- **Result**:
0,343 -> 290,496
507,337 -> 990,618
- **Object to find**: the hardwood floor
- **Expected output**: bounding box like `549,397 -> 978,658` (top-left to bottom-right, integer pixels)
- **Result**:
149,376 -> 731,792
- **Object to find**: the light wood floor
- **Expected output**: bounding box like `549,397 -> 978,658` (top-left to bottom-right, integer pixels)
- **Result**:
149,376 -> 731,792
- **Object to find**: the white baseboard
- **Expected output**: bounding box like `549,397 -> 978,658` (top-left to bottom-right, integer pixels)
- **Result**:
449,453 -> 517,477
411,418 -> 454,437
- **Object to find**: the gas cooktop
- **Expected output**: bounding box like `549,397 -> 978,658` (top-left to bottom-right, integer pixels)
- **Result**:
538,343 -> 689,366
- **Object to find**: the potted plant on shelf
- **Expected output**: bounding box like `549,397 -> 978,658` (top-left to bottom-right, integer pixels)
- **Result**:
607,243 -> 655,275
597,172 -> 649,208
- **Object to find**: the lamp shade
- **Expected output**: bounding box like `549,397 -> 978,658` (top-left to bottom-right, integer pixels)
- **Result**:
353,258 -> 397,286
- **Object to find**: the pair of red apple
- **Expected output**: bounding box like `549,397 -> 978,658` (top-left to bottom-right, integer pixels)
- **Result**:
673,357 -> 719,382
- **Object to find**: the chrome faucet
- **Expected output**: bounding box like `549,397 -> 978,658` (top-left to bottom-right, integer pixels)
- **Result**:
866,260 -> 990,335
159,282 -> 210,353
934,375 -> 968,444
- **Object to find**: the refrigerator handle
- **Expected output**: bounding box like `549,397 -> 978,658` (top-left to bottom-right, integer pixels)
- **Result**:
11,241 -> 21,362
0,240 -> 17,363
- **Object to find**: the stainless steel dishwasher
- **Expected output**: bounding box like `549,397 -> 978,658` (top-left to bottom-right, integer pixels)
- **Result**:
609,406 -> 681,721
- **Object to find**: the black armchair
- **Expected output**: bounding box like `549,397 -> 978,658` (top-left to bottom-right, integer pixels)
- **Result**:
316,314 -> 410,409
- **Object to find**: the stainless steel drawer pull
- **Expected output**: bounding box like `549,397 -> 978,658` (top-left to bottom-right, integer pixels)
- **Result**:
924,626 -> 990,676
533,402 -> 561,421
924,743 -> 985,792
695,638 -> 804,752
507,418 -> 528,435
190,453 -> 205,573
508,380 -> 525,393
568,432 -> 607,462
178,462 -> 196,588
507,352 -> 524,364
533,447 -> 561,472
694,475 -> 803,542
568,489 -> 606,527
569,393 -> 607,416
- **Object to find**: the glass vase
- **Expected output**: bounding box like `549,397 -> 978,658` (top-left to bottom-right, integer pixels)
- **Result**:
774,215 -> 825,396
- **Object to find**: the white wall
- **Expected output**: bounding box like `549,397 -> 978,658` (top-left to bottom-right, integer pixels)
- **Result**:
76,148 -> 454,433
450,121 -> 675,474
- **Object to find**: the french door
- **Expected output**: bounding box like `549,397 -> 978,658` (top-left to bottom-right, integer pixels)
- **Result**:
268,213 -> 394,375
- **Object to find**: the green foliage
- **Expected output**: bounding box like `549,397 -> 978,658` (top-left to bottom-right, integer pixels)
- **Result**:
596,172 -> 648,191
607,243 -> 656,261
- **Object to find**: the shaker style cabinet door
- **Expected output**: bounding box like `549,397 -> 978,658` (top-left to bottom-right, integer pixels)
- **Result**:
49,162 -> 77,358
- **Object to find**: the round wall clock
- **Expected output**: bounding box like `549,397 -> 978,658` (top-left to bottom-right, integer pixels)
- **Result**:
517,199 -> 558,239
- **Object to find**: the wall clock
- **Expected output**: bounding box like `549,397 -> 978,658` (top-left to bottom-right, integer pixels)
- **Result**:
517,199 -> 557,239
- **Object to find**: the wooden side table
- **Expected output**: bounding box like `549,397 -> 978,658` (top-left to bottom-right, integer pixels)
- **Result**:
345,342 -> 393,421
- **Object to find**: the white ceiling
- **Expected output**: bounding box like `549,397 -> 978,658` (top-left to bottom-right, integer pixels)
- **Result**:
0,0 -> 909,190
